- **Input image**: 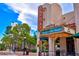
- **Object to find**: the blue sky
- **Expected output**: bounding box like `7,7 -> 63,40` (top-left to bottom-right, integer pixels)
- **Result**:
60,3 -> 74,14
0,3 -> 74,39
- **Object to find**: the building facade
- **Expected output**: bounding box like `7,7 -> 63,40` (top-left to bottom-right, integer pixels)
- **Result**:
37,3 -> 79,56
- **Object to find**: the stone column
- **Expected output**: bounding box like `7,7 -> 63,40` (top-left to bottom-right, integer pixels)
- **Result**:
49,37 -> 55,56
37,32 -> 40,56
60,37 -> 67,56
74,38 -> 79,56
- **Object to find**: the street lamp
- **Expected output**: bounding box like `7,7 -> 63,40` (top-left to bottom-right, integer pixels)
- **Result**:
22,37 -> 26,55
9,34 -> 13,50
24,37 -> 26,48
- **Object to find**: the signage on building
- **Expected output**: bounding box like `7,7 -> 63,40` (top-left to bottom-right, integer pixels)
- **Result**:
38,6 -> 46,31
38,6 -> 43,31
40,37 -> 48,40
41,26 -> 63,34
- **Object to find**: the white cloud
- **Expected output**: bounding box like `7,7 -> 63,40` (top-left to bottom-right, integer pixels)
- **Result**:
5,3 -> 41,23
5,3 -> 41,30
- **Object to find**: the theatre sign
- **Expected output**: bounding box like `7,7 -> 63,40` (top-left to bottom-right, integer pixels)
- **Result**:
40,26 -> 75,35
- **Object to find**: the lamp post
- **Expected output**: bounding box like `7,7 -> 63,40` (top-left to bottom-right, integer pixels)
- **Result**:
22,37 -> 26,55
9,34 -> 13,53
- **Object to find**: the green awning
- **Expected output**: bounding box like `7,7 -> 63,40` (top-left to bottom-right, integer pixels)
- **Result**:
73,33 -> 79,38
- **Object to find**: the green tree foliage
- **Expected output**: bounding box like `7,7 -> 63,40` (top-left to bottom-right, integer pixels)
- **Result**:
5,26 -> 12,34
1,35 -> 13,49
1,23 -> 37,50
33,31 -> 37,40
0,43 -> 6,50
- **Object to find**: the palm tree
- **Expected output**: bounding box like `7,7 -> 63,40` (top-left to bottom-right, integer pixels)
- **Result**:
1,35 -> 13,50
1,23 -> 37,51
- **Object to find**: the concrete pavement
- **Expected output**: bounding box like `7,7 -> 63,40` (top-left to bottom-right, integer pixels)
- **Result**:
0,51 -> 37,56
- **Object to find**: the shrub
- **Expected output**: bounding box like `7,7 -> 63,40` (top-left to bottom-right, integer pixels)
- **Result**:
30,49 -> 37,53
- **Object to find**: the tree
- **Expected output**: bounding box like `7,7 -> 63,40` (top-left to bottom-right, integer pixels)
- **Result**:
1,35 -> 13,50
0,43 -> 5,50
1,23 -> 37,50
33,31 -> 37,40
5,26 -> 12,34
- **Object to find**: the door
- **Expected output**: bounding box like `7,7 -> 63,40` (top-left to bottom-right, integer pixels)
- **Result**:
66,37 -> 75,56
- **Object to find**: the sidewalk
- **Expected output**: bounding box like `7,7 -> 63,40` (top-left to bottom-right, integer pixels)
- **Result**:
0,51 -> 37,56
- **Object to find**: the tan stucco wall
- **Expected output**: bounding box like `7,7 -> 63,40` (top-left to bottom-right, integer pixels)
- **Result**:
63,12 -> 75,25
74,3 -> 79,33
41,3 -> 75,29
42,3 -> 51,27
42,3 -> 62,28
50,3 -> 62,25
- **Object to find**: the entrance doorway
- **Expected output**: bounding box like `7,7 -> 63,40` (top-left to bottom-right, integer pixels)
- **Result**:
55,37 -> 60,56
39,37 -> 49,56
66,37 -> 75,56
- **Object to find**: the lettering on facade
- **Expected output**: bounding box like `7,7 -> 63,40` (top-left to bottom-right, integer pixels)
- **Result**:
41,26 -> 63,34
38,6 -> 46,31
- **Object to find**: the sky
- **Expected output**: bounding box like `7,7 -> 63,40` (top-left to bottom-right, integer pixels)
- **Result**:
0,3 -> 74,40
